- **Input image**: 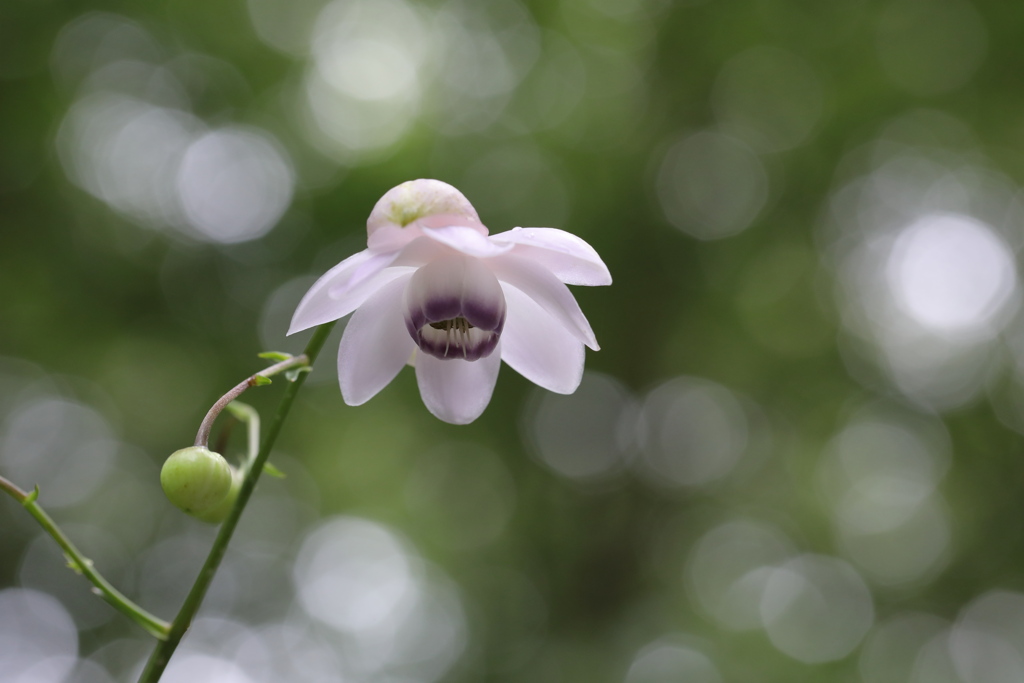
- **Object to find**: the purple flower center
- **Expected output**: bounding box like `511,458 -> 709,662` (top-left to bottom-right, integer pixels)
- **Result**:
403,254 -> 506,361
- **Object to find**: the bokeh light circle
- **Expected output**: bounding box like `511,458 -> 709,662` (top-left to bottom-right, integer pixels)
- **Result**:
859,612 -> 949,683
635,376 -> 750,488
294,516 -> 416,634
656,131 -> 768,240
625,638 -> 722,683
760,554 -> 874,663
176,127 -> 295,244
524,371 -> 635,481
885,213 -> 1017,338
818,410 -> 952,586
950,591 -> 1024,683
0,396 -> 117,508
0,588 -> 78,683
686,520 -> 796,630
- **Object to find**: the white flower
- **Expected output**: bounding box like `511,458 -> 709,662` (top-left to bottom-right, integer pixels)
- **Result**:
288,179 -> 611,424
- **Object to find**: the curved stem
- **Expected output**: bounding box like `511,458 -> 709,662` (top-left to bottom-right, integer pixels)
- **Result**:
0,476 -> 171,639
138,322 -> 335,683
193,354 -> 309,449
224,402 -> 260,468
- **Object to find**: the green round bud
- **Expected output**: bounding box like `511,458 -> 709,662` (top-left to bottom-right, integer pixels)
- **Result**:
161,447 -> 233,522
194,467 -> 241,524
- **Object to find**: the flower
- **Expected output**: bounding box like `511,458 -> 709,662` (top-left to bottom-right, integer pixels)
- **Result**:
288,179 -> 611,424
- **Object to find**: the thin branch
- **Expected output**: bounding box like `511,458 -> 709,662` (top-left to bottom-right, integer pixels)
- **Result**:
138,322 -> 335,683
0,474 -> 171,639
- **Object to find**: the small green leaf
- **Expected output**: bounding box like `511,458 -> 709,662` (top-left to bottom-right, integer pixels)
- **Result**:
263,462 -> 287,478
258,351 -> 292,361
252,375 -> 273,386
285,366 -> 312,382
65,553 -> 86,574
23,485 -> 39,505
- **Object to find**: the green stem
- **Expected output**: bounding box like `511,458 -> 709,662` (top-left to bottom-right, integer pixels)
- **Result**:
224,401 -> 260,468
0,476 -> 171,639
138,322 -> 335,683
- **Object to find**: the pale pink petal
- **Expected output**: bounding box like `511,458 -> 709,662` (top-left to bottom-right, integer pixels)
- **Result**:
422,225 -> 514,258
365,215 -> 487,252
390,235 -> 450,268
488,254 -> 600,350
337,251 -> 401,293
288,249 -> 407,335
489,227 -> 612,286
416,212 -> 488,235
415,343 -> 502,424
499,283 -> 584,394
290,250 -> 372,334
367,224 -> 422,252
337,274 -> 416,405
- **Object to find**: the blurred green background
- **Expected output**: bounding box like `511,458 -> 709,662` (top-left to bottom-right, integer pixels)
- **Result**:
5,0 -> 1024,681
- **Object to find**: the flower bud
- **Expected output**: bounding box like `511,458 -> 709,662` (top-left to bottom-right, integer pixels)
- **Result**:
194,466 -> 242,524
160,447 -> 235,523
366,179 -> 479,236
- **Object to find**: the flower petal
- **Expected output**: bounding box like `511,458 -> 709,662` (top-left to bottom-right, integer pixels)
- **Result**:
336,251 -> 401,293
422,225 -> 514,258
490,227 -> 612,286
488,253 -> 600,350
404,253 -> 507,332
366,214 -> 488,252
415,343 -> 502,424
404,253 -> 506,361
289,250 -> 373,333
501,282 -> 589,393
390,234 -> 449,268
417,212 -> 488,234
367,224 -> 421,253
288,249 -> 408,335
499,283 -> 585,394
337,274 -> 416,405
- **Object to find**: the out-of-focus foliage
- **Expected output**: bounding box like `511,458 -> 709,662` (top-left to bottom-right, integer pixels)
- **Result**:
5,0 -> 1024,681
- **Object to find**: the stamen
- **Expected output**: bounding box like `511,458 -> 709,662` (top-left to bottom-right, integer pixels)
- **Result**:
429,317 -> 475,331
416,315 -> 496,360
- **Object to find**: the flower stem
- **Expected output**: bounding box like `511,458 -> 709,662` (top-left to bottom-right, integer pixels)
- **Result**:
138,322 -> 335,683
0,475 -> 171,639
224,401 -> 260,468
193,354 -> 309,449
